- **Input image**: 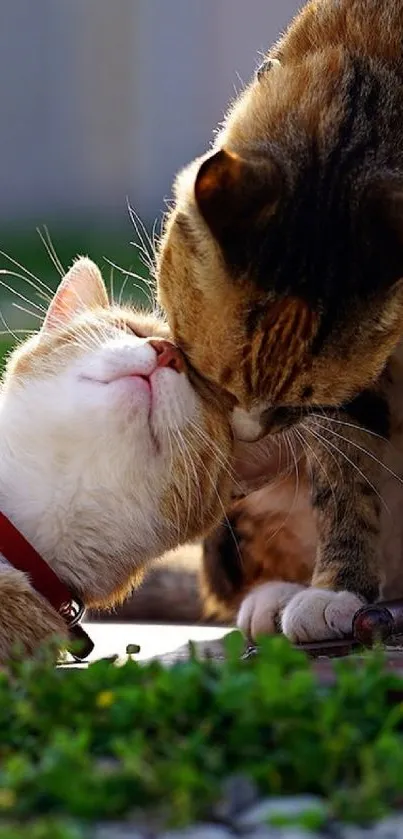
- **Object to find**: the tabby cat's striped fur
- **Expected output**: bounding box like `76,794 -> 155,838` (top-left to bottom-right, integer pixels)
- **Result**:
157,0 -> 403,641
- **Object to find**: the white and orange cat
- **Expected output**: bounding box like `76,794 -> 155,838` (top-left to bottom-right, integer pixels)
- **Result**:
0,256 -> 233,661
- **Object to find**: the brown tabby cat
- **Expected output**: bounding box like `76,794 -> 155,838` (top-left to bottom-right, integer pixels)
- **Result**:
157,0 -> 403,642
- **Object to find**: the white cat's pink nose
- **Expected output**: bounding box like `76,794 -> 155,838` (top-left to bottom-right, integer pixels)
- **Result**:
149,340 -> 185,373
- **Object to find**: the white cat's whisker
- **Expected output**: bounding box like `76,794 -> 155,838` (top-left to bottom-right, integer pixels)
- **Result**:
187,420 -> 239,487
178,429 -> 203,520
109,266 -> 116,307
0,281 -> 46,315
170,427 -> 193,536
165,429 -> 180,540
4,290 -> 47,315
0,328 -> 34,337
0,270 -> 52,306
0,308 -> 19,342
172,488 -> 181,544
0,251 -> 55,297
11,304 -> 45,322
36,227 -> 65,277
182,431 -> 243,567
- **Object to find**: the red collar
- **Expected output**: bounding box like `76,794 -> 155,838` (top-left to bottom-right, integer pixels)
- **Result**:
0,511 -> 93,660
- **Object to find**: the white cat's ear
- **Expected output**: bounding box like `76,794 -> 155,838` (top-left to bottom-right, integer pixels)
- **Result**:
41,256 -> 109,334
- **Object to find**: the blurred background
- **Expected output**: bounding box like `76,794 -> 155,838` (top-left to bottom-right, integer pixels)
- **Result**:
0,0 -> 300,348
1,0 -> 300,622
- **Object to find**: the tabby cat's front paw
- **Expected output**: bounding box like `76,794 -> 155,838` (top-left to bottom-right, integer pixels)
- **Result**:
281,588 -> 364,642
237,581 -> 306,640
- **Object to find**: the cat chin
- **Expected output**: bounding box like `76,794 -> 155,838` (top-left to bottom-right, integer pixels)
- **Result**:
231,405 -> 266,442
150,366 -> 200,438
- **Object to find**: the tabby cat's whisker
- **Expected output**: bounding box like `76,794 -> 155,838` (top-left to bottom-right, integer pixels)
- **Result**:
296,426 -> 338,522
297,428 -> 315,499
306,424 -> 389,515
311,418 -> 403,490
118,273 -> 130,307
127,202 -> 157,264
187,420 -> 239,486
151,217 -> 160,264
105,257 -> 155,291
127,203 -> 156,275
103,258 -> 154,307
311,411 -> 390,447
304,420 -> 344,481
285,429 -> 301,513
247,431 -> 301,550
128,241 -> 155,277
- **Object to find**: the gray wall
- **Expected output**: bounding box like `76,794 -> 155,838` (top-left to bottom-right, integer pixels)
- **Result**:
0,1 -> 301,225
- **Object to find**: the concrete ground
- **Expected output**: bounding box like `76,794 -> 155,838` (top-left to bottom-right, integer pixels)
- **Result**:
77,622 -> 232,666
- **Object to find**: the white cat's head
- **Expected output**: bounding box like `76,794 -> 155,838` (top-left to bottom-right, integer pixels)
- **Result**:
0,257 -> 233,608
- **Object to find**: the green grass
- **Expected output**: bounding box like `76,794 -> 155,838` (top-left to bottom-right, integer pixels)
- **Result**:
1,633 -> 403,836
0,225 -> 155,363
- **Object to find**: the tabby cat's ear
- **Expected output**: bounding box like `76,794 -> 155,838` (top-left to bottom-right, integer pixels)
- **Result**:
41,257 -> 109,334
194,148 -> 281,247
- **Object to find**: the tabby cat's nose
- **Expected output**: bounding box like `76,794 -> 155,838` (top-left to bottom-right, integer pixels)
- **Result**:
149,339 -> 185,373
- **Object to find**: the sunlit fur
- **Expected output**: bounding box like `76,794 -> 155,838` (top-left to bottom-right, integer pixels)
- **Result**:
0,257 -> 233,661
157,0 -> 403,641
158,2 -> 403,425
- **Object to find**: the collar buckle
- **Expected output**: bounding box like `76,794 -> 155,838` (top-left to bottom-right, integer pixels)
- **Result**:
59,597 -> 85,628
